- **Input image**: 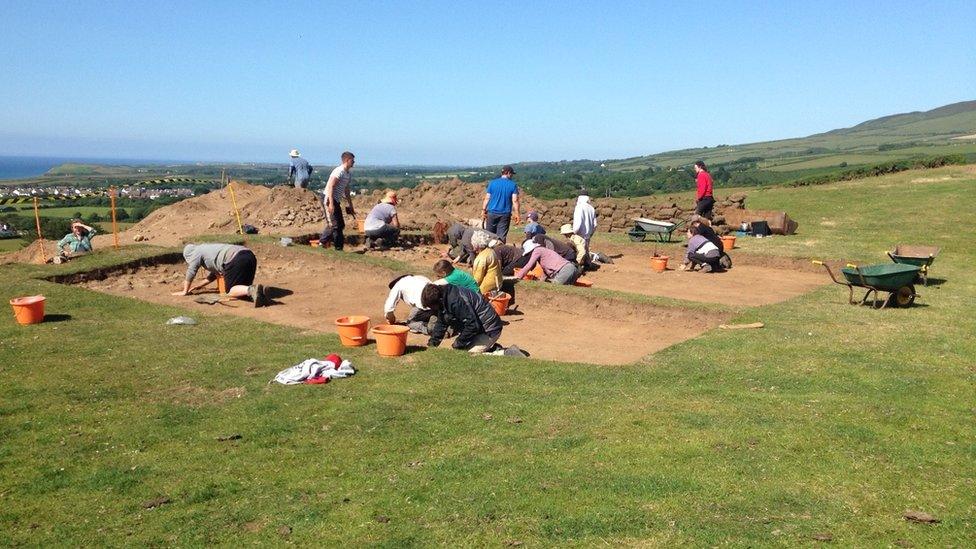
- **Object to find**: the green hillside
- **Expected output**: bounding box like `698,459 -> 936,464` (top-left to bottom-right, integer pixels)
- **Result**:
609,100 -> 976,171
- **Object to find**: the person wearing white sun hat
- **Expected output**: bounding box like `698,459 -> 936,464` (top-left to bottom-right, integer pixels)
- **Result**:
288,148 -> 314,189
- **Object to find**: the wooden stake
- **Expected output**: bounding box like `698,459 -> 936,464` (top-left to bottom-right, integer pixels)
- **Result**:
227,181 -> 245,241
109,186 -> 120,250
33,197 -> 46,263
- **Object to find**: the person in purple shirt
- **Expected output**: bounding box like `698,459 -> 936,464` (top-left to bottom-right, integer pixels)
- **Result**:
481,165 -> 521,243
683,224 -> 722,272
516,241 -> 580,285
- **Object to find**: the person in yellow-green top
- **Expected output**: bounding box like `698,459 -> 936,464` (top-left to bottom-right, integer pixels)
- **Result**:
470,230 -> 502,295
57,220 -> 96,255
432,260 -> 481,294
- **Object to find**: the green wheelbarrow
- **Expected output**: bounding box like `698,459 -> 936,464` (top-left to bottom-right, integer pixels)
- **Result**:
813,260 -> 920,309
887,244 -> 940,286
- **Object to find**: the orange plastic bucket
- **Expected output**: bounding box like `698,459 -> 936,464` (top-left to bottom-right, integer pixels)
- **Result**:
650,255 -> 670,273
721,235 -> 736,250
574,277 -> 593,287
216,275 -> 227,294
356,219 -> 365,232
10,295 -> 45,325
372,324 -> 409,356
309,239 -> 320,247
517,265 -> 544,280
487,292 -> 511,316
335,316 -> 370,347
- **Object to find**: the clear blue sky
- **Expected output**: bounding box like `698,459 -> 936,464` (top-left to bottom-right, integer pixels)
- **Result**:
1,0 -> 973,165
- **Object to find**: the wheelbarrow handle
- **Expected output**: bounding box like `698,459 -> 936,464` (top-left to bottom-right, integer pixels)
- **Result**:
812,260 -> 843,286
846,263 -> 869,287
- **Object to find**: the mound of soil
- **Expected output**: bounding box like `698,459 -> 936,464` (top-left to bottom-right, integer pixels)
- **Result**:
115,183 -> 324,246
0,239 -> 54,265
354,178 -> 749,235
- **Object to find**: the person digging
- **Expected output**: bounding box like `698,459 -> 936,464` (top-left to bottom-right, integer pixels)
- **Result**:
173,243 -> 269,307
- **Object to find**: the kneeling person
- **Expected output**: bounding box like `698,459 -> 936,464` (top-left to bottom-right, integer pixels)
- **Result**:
421,283 -> 502,354
433,259 -> 480,293
684,225 -> 722,272
385,274 -> 437,334
176,243 -> 267,306
364,191 -> 400,249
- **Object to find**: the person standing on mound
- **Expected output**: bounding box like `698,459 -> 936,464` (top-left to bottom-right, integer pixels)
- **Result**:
320,151 -> 357,251
288,149 -> 314,189
693,160 -> 715,219
482,165 -> 521,243
174,243 -> 268,307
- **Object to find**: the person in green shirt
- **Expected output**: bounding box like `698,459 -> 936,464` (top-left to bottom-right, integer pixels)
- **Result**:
433,259 -> 481,294
56,220 -> 96,256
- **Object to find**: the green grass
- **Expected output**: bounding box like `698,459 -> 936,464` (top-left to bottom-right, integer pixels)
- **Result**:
1,166 -> 975,545
17,205 -> 114,218
0,239 -> 25,252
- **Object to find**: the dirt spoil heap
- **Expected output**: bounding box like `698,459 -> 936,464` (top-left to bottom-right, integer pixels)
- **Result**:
118,183 -> 324,246
355,178 -> 748,235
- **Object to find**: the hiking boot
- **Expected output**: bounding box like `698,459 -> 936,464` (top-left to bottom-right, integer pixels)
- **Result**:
700,263 -> 714,273
719,255 -> 733,269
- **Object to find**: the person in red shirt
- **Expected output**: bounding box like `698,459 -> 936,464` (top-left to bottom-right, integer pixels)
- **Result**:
693,161 -> 715,219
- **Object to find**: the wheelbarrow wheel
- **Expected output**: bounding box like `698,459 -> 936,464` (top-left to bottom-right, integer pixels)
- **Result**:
888,285 -> 916,308
628,232 -> 646,242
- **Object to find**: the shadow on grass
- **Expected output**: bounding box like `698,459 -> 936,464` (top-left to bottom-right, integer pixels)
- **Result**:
922,277 -> 947,287
42,314 -> 73,322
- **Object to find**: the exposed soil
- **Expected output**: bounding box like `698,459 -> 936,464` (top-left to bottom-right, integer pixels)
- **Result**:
73,243 -> 728,365
0,239 -> 54,265
372,240 -> 827,307
92,182 -> 325,247
579,254 -> 826,307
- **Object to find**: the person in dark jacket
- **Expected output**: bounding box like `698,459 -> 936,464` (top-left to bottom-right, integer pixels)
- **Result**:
689,215 -> 732,269
446,222 -> 499,266
531,234 -> 577,263
421,283 -> 502,353
492,241 -> 523,276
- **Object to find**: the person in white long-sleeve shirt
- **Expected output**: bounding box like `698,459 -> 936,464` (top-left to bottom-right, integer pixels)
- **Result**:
572,190 -> 597,260
384,274 -> 436,334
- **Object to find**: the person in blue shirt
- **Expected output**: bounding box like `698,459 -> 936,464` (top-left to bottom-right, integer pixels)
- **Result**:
481,165 -> 521,243
288,149 -> 314,189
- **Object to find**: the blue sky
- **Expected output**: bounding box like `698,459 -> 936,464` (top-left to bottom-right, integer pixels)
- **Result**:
1,0 -> 973,165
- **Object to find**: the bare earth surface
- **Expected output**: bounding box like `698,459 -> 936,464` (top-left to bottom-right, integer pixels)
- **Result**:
581,253 -> 826,306
75,243 -> 729,365
382,241 -> 828,307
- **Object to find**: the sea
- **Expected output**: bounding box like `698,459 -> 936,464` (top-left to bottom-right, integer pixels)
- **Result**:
0,156 -> 182,181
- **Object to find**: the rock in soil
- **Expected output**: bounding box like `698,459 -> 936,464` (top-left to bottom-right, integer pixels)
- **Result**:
903,510 -> 940,524
141,496 -> 171,509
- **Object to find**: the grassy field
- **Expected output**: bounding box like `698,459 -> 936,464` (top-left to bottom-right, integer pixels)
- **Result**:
0,239 -> 24,252
15,205 -> 115,218
1,166 -> 974,545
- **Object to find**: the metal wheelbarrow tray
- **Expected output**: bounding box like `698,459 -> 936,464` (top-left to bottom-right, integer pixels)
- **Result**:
887,244 -> 940,286
628,218 -> 686,243
813,261 -> 921,309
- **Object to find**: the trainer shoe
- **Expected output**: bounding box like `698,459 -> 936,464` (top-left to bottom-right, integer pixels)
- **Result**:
254,284 -> 268,307
701,263 -> 714,273
719,255 -> 733,269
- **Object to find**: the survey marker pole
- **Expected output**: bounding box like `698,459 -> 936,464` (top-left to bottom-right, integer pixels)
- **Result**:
109,186 -> 120,250
33,197 -> 46,263
227,181 -> 245,243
